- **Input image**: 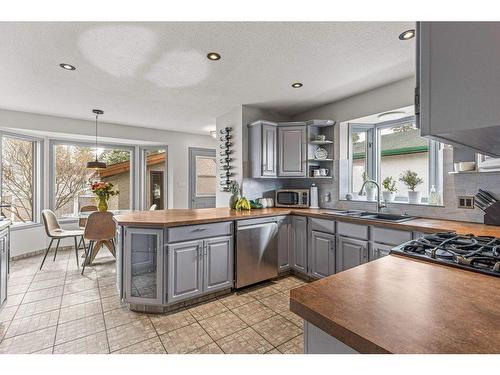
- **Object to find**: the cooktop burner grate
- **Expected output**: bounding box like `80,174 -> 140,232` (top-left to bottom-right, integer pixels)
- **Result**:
391,232 -> 500,277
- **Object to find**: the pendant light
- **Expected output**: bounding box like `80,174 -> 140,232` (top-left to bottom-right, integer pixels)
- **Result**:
86,109 -> 107,170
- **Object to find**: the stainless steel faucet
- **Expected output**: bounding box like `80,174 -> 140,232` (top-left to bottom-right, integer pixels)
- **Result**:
358,179 -> 386,212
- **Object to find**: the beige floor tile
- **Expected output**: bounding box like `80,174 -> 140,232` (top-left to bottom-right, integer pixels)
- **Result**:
32,271 -> 66,282
101,295 -> 127,312
190,342 -> 223,354
0,326 -> 56,354
97,275 -> 116,287
4,293 -> 25,307
63,279 -> 99,294
188,300 -> 228,321
98,284 -> 119,298
114,337 -> 166,354
244,283 -> 280,299
53,331 -> 109,354
5,310 -> 59,339
7,283 -> 30,296
216,327 -> 273,354
260,292 -> 290,313
270,276 -> 306,292
33,347 -> 54,354
231,300 -> 276,326
8,275 -> 34,287
61,288 -> 100,307
14,296 -> 62,319
28,277 -> 65,292
107,317 -> 157,352
55,313 -> 106,345
149,308 -> 196,335
266,348 -> 281,354
23,285 -> 64,304
9,268 -> 38,278
277,334 -> 303,354
253,315 -> 302,347
65,270 -> 98,283
103,307 -> 148,329
218,292 -> 256,310
0,320 -> 11,340
0,305 -> 19,322
159,322 -> 213,354
58,300 -> 102,325
279,310 -> 303,328
198,311 -> 248,341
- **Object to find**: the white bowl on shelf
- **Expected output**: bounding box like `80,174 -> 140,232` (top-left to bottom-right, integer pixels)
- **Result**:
458,162 -> 476,172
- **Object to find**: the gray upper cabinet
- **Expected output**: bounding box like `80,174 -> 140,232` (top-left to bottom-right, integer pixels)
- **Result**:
124,228 -> 164,305
310,231 -> 335,279
417,22 -> 500,156
167,240 -> 204,303
248,120 -> 278,178
291,216 -> 307,273
277,216 -> 291,272
278,124 -> 307,177
204,236 -> 233,293
336,236 -> 368,273
370,242 -> 392,261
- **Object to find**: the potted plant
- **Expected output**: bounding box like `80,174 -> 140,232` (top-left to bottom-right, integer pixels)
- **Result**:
228,180 -> 240,209
90,181 -> 119,212
382,176 -> 397,203
362,172 -> 376,201
399,170 -> 423,204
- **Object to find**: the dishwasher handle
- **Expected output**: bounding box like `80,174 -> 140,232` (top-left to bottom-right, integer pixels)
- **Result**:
237,222 -> 277,231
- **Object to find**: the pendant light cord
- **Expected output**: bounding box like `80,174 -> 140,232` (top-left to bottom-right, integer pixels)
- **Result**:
95,113 -> 98,162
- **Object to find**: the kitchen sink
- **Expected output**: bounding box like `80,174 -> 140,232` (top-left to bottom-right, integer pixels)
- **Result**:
323,210 -> 415,222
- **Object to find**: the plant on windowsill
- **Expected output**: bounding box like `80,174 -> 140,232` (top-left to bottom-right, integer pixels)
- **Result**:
362,172 -> 376,201
90,181 -> 119,212
399,170 -> 423,204
382,176 -> 397,203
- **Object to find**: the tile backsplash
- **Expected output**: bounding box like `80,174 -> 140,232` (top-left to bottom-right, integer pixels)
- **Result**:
241,148 -> 500,224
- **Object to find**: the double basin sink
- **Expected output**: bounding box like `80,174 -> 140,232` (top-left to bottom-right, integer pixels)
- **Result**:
323,209 -> 416,223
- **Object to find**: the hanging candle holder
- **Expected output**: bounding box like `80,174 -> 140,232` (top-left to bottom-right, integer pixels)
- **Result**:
218,126 -> 233,192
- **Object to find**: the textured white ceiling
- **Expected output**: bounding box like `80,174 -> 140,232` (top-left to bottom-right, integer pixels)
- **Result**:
0,22 -> 415,135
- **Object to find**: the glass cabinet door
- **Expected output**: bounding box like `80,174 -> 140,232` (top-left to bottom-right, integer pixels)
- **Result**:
124,228 -> 163,305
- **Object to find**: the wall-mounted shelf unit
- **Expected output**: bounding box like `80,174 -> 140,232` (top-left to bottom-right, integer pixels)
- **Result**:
306,120 -> 335,179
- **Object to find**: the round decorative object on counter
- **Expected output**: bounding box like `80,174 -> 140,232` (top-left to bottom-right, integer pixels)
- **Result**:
313,146 -> 328,160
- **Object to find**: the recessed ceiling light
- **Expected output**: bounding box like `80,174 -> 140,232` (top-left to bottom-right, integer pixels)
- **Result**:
59,63 -> 76,71
292,82 -> 303,88
207,52 -> 221,61
398,29 -> 415,41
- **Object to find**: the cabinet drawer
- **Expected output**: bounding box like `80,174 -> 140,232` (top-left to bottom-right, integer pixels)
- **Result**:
337,222 -> 369,240
310,218 -> 335,234
168,222 -> 232,243
372,227 -> 412,246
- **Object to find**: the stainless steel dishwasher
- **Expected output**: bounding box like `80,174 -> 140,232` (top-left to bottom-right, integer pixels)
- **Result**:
236,217 -> 278,288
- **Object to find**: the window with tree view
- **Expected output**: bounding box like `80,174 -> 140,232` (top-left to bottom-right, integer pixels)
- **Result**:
1,135 -> 39,224
53,143 -> 132,218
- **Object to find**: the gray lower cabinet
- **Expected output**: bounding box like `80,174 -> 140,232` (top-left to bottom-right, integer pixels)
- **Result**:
291,216 -> 307,273
124,228 -> 164,305
277,216 -> 291,272
278,125 -> 307,177
167,235 -> 232,303
370,242 -> 393,261
0,228 -> 9,307
310,231 -> 335,278
336,236 -> 368,273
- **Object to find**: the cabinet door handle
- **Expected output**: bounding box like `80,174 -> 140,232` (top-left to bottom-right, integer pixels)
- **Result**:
193,227 -> 207,232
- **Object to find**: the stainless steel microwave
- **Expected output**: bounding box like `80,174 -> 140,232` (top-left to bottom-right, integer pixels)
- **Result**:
275,189 -> 309,208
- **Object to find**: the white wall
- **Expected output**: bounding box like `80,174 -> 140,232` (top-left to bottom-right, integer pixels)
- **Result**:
1,108 -> 216,257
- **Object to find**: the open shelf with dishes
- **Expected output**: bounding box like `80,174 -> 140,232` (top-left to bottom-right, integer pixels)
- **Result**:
306,120 -> 335,178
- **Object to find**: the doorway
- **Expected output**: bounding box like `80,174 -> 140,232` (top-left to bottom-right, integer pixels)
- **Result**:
189,147 -> 216,209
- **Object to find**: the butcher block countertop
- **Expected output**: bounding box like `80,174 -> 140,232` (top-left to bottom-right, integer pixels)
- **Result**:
290,255 -> 500,354
114,207 -> 500,237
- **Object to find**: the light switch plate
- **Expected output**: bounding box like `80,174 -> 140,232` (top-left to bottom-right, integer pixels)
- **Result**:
458,196 -> 475,209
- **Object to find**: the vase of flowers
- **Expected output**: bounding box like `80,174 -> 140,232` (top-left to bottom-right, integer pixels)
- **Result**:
228,181 -> 240,209
90,181 -> 119,212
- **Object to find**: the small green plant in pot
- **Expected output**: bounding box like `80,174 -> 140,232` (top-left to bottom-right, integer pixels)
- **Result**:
228,181 -> 240,209
399,170 -> 423,204
382,176 -> 397,203
361,172 -> 376,201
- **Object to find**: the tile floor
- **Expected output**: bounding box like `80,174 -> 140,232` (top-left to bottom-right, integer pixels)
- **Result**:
0,248 -> 307,354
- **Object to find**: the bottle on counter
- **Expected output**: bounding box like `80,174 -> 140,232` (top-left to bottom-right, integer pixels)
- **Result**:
429,185 -> 440,205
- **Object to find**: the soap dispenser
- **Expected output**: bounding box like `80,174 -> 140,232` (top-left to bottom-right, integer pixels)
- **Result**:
310,183 -> 319,208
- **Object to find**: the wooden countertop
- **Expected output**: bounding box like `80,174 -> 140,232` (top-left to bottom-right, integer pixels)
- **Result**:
290,255 -> 500,354
114,207 -> 500,237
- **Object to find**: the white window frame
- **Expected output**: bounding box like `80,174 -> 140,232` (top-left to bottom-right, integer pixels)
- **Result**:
348,115 -> 443,205
49,139 -> 136,222
139,146 -> 168,210
0,131 -> 44,229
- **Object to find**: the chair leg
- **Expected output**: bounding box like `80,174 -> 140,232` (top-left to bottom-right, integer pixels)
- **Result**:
40,238 -> 54,270
52,239 -> 61,261
81,241 -> 93,276
78,236 -> 83,250
82,237 -> 87,251
74,236 -> 79,268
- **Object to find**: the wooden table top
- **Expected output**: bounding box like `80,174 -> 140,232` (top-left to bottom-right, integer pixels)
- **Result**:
114,207 -> 500,237
290,254 -> 500,354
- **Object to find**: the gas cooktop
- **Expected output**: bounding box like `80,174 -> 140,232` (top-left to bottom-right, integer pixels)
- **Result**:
391,232 -> 500,277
